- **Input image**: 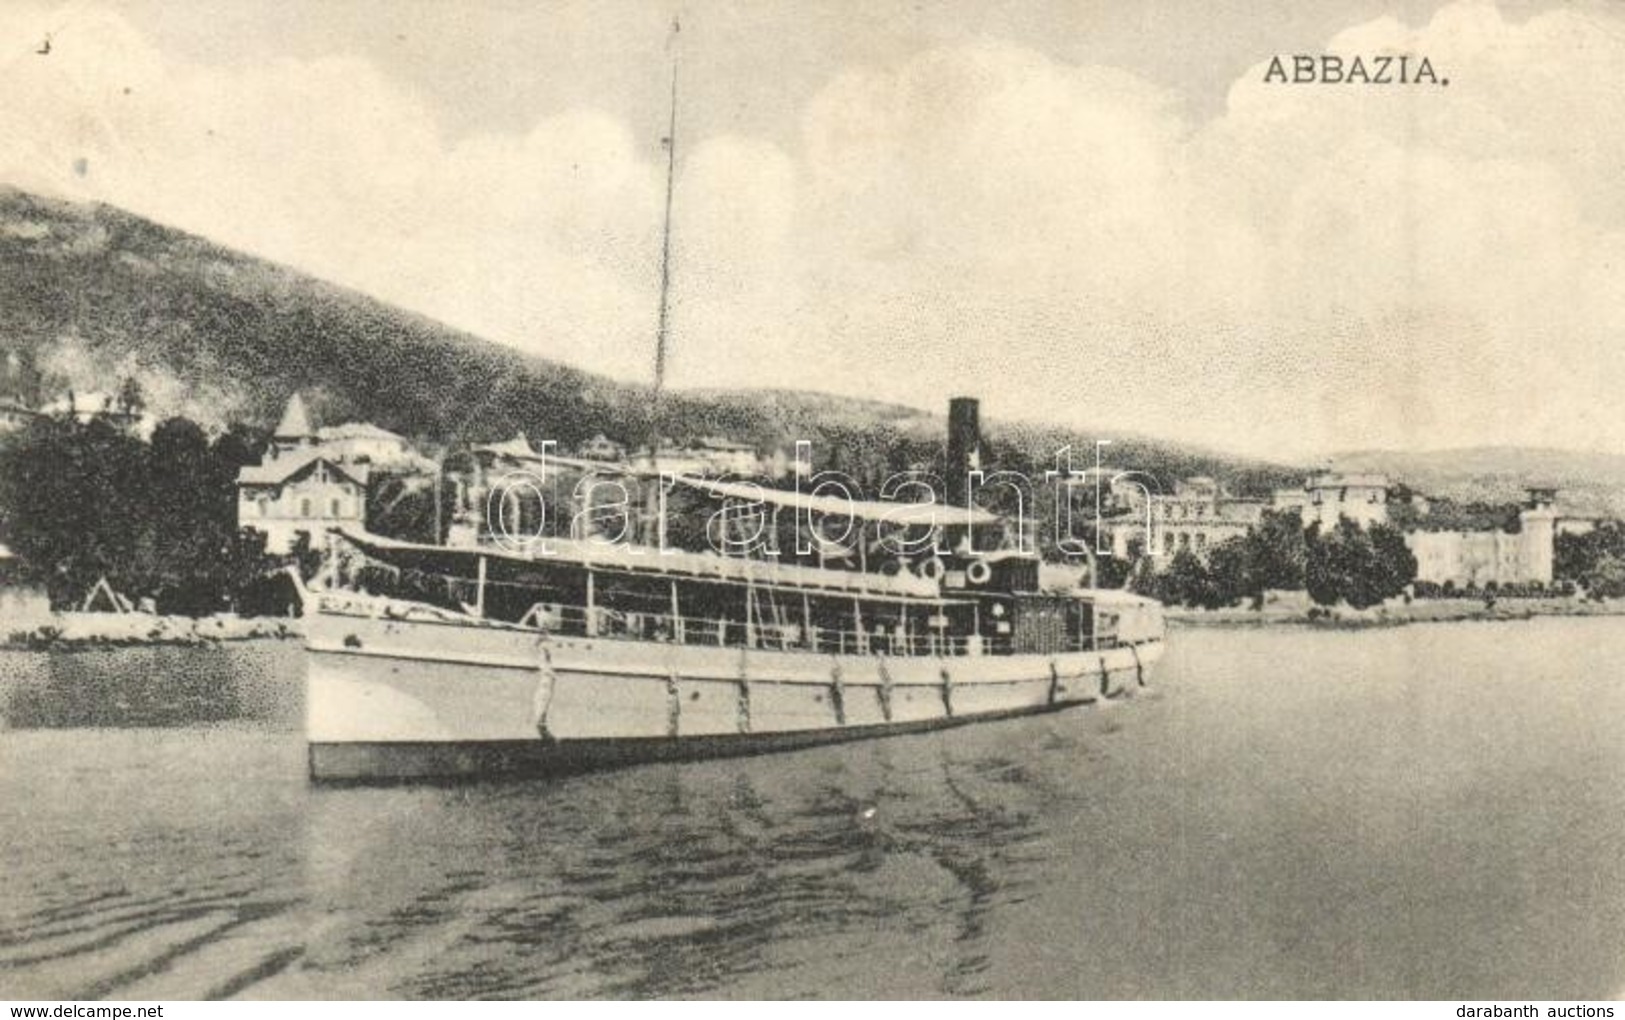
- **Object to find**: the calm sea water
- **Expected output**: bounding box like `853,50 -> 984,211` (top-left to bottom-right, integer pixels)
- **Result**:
1,618 -> 1622,1000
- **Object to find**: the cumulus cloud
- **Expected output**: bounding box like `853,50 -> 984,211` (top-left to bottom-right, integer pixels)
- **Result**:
1,1 -> 1621,458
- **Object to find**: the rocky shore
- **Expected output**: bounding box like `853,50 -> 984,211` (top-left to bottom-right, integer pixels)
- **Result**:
7,597 -> 1620,649
1166,595 -> 1625,629
4,611 -> 302,650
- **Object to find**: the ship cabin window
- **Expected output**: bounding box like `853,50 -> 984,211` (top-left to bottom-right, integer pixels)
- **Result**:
1095,610 -> 1120,648
342,542 -> 1114,661
1007,593 -> 1101,655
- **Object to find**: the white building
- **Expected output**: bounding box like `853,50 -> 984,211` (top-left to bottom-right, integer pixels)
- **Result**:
1404,488 -> 1559,588
629,437 -> 762,477
575,433 -> 627,462
0,399 -> 38,434
315,421 -> 429,471
38,391 -> 155,438
1106,476 -> 1268,566
1273,472 -> 1390,530
236,394 -> 369,554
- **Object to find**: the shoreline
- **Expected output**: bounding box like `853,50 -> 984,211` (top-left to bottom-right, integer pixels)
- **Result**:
7,597 -> 1621,650
3,611 -> 302,651
1166,596 -> 1625,630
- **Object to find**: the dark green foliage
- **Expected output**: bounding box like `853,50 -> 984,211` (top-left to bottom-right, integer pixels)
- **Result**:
1090,554 -> 1133,590
0,413 -> 280,612
1387,494 -> 1523,534
0,415 -> 146,607
1135,548 -> 1234,610
1126,510 -> 1310,610
1367,523 -> 1420,603
1220,508 -> 1310,608
1580,558 -> 1625,600
1555,521 -> 1625,599
1203,537 -> 1253,608
1248,510 -> 1308,589
1412,579 -> 1551,599
366,469 -> 457,546
1163,549 -> 1216,608
1304,519 -> 1417,609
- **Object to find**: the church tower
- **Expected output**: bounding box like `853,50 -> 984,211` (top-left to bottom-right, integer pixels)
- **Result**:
270,392 -> 317,460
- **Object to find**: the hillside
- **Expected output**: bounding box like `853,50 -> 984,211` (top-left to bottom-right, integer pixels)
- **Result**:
0,186 -> 1299,494
0,186 -> 641,448
1328,447 -> 1625,518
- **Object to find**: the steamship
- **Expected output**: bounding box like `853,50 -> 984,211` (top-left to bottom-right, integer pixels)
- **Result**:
301,399 -> 1165,781
299,57 -> 1165,781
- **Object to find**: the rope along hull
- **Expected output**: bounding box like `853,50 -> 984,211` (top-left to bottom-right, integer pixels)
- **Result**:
305,609 -> 1161,782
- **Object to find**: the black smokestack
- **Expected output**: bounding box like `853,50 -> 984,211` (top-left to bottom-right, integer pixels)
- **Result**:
946,397 -> 981,507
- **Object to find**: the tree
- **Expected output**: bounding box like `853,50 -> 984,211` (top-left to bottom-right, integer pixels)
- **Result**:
143,417 -> 243,614
0,415 -> 150,606
1150,548 -> 1221,609
1092,554 -> 1133,590
1305,518 -> 1416,610
0,413 -> 283,612
1556,521 -> 1625,598
1305,521 -> 1348,607
1235,509 -> 1307,607
116,376 -> 145,416
1581,556 -> 1625,600
1204,537 -> 1252,609
213,423 -> 268,474
4,346 -> 45,406
1367,522 -> 1419,603
367,469 -> 455,545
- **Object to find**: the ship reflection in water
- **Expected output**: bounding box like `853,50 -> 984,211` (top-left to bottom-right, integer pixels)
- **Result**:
2,618 -> 1624,999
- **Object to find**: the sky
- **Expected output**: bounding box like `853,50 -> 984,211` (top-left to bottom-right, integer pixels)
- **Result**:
2,0 -> 1622,460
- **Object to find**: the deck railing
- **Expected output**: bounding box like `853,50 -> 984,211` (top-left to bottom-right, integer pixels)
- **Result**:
509,602 -> 1133,657
516,601 -> 991,655
320,579 -> 1140,658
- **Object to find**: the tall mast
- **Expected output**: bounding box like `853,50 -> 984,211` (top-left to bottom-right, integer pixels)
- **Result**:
650,19 -> 680,461
644,17 -> 680,546
653,59 -> 678,404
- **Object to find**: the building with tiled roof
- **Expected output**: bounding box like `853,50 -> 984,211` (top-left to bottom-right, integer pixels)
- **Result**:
316,421 -> 425,469
237,393 -> 369,554
1272,471 -> 1391,530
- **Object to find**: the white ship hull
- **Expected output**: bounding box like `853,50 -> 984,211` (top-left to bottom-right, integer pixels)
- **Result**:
304,608 -> 1162,781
